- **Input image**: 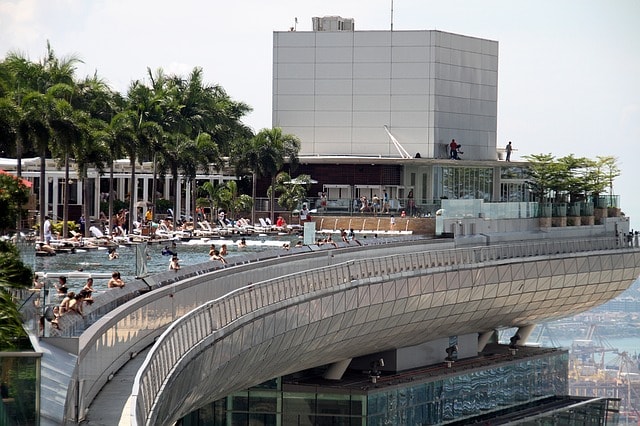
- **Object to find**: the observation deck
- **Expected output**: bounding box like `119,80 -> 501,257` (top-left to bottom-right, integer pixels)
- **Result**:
35,232 -> 640,425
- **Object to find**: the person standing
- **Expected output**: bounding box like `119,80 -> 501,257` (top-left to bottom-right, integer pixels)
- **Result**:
382,190 -> 389,214
449,139 -> 459,160
505,141 -> 513,162
43,216 -> 52,244
407,190 -> 415,215
79,214 -> 86,235
300,204 -> 310,223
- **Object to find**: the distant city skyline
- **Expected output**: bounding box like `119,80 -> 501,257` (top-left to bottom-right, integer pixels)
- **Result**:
1,0 -> 638,226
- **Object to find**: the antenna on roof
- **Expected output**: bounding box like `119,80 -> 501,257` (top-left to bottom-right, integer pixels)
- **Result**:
390,0 -> 394,31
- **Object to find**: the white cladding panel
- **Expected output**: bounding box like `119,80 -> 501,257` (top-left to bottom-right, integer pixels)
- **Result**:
315,111 -> 353,127
391,95 -> 428,111
316,63 -> 353,78
273,30 -> 498,158
275,95 -> 315,111
353,95 -> 390,111
353,62 -> 391,79
315,95 -> 352,111
315,79 -> 352,94
315,47 -> 353,63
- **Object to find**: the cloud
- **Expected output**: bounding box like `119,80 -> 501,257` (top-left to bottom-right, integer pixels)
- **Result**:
0,0 -> 42,51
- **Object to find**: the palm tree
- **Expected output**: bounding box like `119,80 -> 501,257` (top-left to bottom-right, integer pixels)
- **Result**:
268,172 -> 313,213
0,98 -> 21,169
110,107 -> 162,233
19,92 -> 53,241
202,180 -> 253,222
4,44 -> 81,238
190,133 -> 223,223
0,98 -> 23,229
157,133 -> 197,228
70,74 -> 120,234
73,115 -> 110,236
0,178 -> 32,349
0,240 -> 32,349
115,79 -> 167,232
49,96 -> 83,238
239,128 -> 301,224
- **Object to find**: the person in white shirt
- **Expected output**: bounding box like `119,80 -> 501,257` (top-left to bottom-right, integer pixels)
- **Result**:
300,204 -> 310,222
43,216 -> 52,244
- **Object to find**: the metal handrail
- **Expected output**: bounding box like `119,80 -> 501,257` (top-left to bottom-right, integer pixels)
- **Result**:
132,236 -> 623,424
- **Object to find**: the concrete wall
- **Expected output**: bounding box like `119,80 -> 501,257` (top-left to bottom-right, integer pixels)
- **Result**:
273,30 -> 499,159
313,215 -> 436,235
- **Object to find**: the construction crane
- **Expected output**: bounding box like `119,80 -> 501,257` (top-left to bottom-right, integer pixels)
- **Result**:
615,351 -> 640,423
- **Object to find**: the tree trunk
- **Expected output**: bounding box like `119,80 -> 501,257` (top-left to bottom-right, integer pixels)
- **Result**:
81,175 -> 88,237
269,174 -> 276,223
172,168 -> 179,230
108,162 -> 114,234
251,171 -> 257,226
39,153 -> 46,242
62,152 -> 70,238
15,138 -> 22,230
192,178 -> 197,227
151,151 -> 157,222
128,157 -> 136,235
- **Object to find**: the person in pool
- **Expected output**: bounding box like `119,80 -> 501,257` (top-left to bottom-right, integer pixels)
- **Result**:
162,245 -> 176,256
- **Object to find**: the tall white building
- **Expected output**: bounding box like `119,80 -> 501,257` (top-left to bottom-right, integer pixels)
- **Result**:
273,17 -> 499,160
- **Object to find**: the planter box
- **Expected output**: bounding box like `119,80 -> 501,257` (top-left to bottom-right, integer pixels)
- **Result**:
581,216 -> 595,226
567,203 -> 581,217
552,203 -> 567,217
607,207 -> 620,217
580,202 -> 594,216
594,208 -> 608,224
552,217 -> 567,227
567,216 -> 581,226
539,203 -> 552,218
539,217 -> 552,228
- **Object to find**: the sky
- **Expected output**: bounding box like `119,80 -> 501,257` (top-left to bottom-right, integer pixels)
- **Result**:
1,0 -> 639,227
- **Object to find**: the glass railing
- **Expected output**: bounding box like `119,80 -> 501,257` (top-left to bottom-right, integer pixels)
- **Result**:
132,236 -> 628,424
0,350 -> 41,425
438,200 -> 610,220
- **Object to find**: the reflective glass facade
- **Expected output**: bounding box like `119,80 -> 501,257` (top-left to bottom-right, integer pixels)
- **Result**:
437,166 -> 494,201
0,353 -> 40,425
180,351 -> 575,425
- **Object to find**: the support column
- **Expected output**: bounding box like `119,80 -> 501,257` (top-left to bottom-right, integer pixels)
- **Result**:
175,178 -> 182,220
75,179 -> 82,206
478,330 -> 496,353
93,174 -> 101,220
164,176 -> 170,200
514,325 -> 536,346
143,177 -> 149,203
323,359 -> 352,380
52,177 -> 59,219
44,177 -> 50,218
185,181 -> 191,221
118,177 -> 126,202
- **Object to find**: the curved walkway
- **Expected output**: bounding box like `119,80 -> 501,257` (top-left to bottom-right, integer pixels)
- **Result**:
131,238 -> 640,425
37,235 -> 640,424
42,236 -> 433,424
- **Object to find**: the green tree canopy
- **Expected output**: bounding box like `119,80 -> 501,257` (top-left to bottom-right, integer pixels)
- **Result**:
0,174 -> 30,233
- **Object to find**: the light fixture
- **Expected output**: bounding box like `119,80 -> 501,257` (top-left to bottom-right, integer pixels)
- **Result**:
369,358 -> 384,383
509,334 -> 521,349
509,333 -> 521,355
445,345 -> 458,367
445,345 -> 458,362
